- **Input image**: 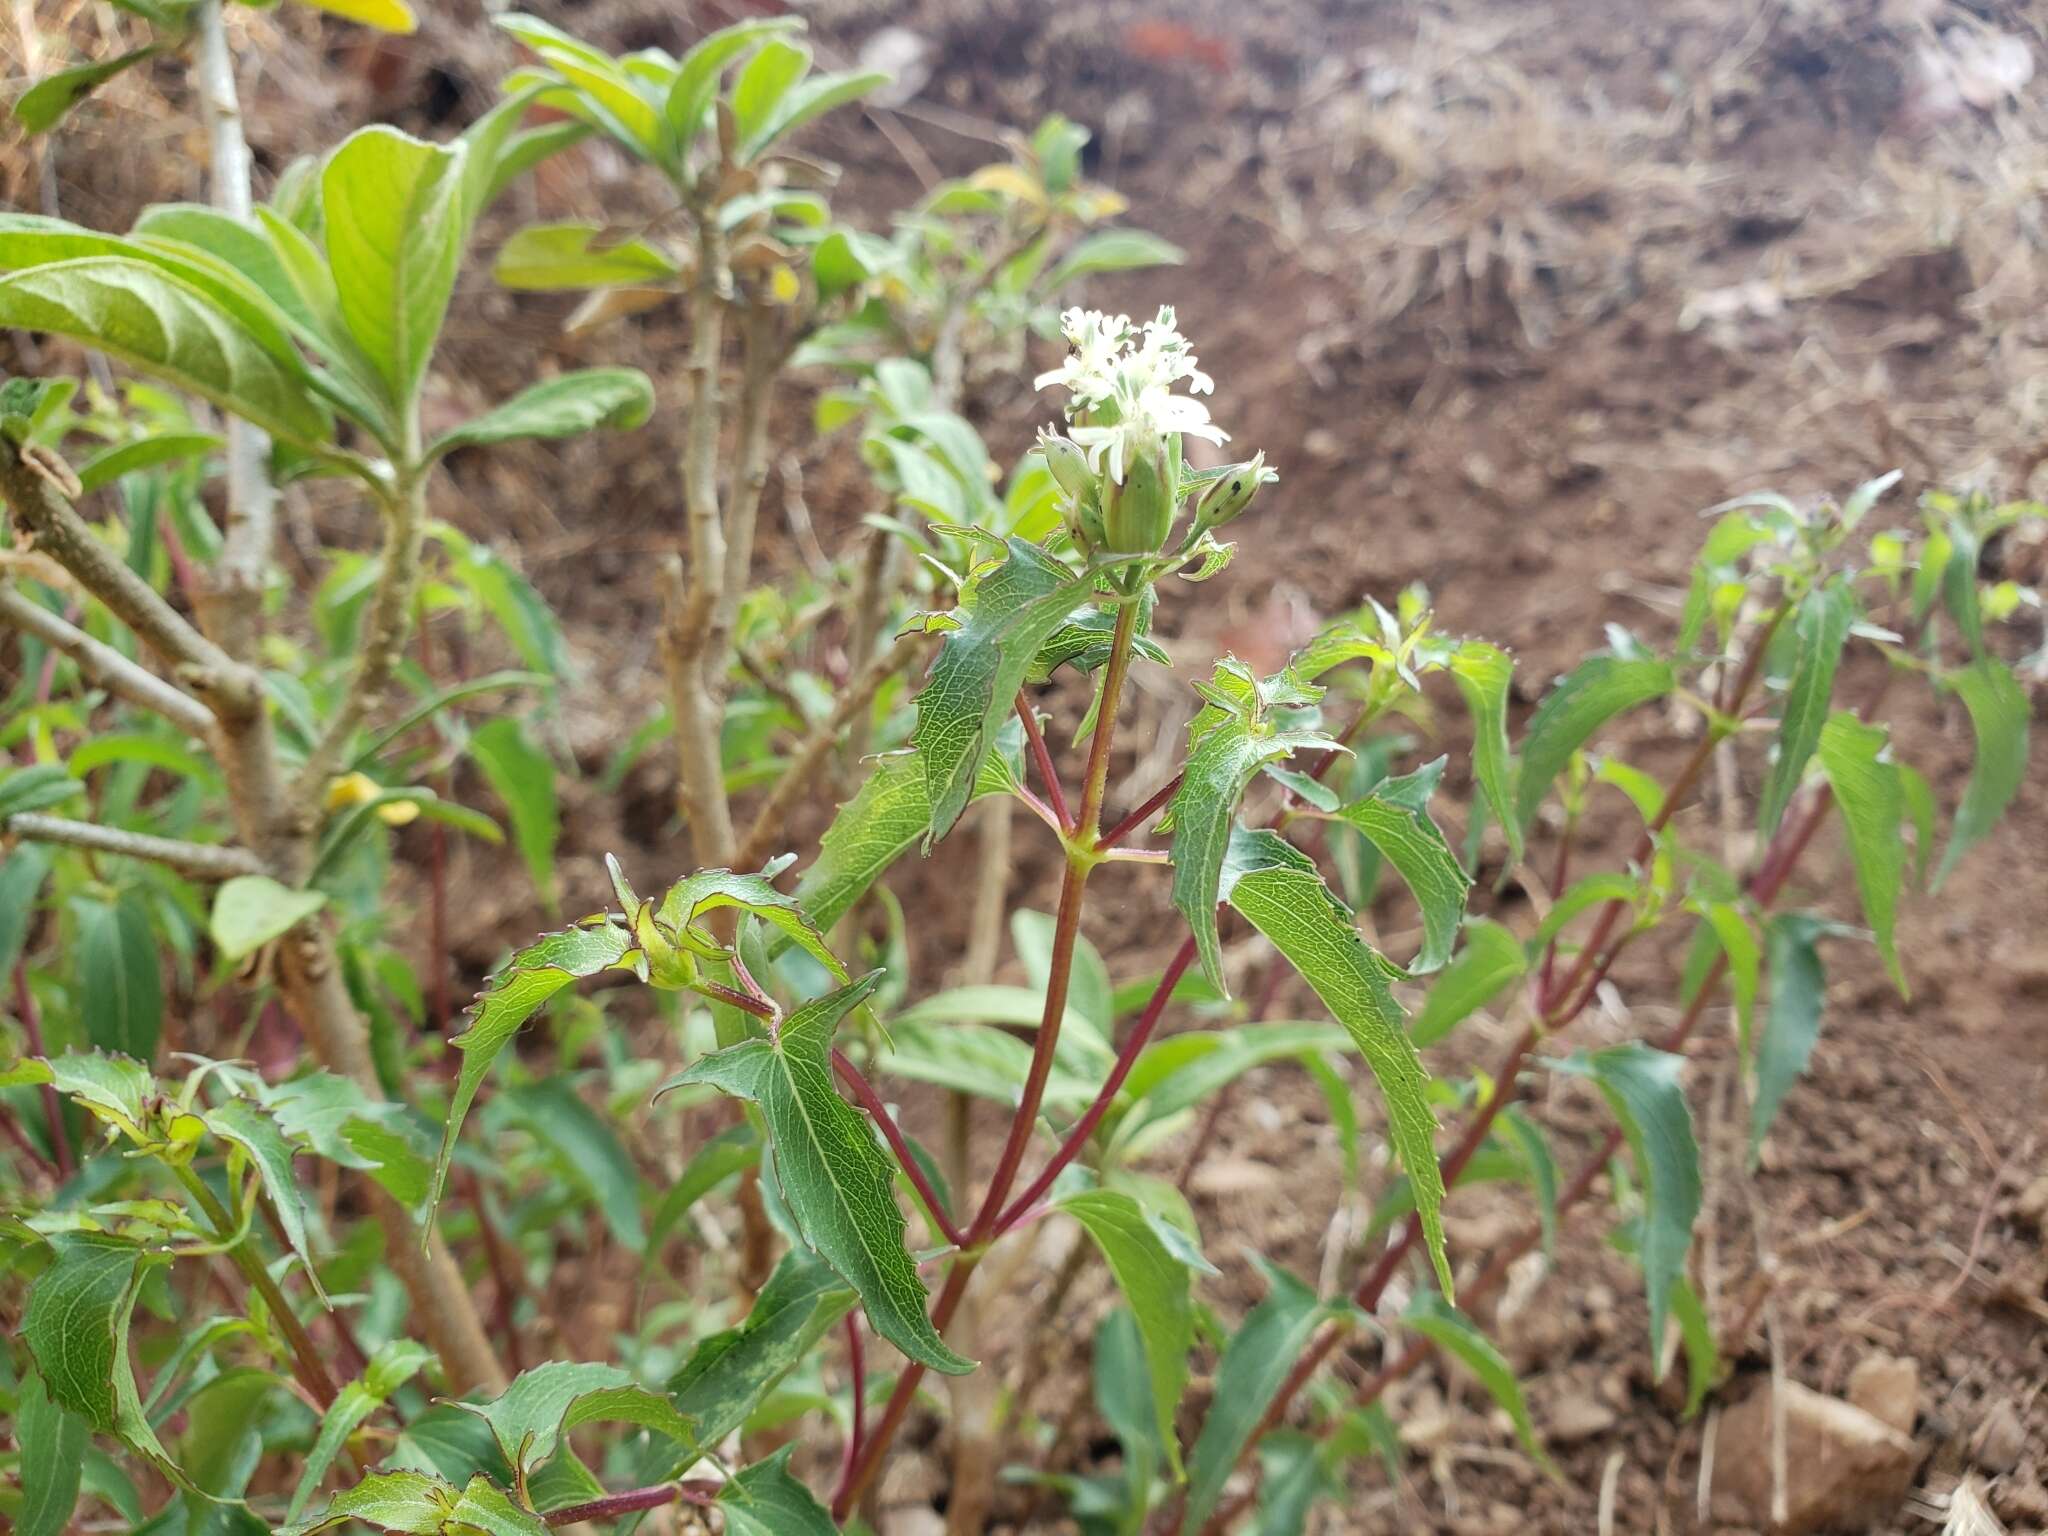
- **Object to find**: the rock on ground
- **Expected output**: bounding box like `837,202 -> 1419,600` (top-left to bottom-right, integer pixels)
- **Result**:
1709,1380 -> 1921,1535
1845,1352 -> 1920,1436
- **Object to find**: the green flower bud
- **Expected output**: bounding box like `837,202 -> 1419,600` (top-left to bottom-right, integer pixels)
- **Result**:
1103,434 -> 1175,554
1037,429 -> 1094,502
1191,452 -> 1272,533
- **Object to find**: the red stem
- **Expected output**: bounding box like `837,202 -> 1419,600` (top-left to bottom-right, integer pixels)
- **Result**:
14,961 -> 72,1177
1097,772 -> 1183,851
838,1312 -> 868,1495
832,1049 -> 964,1247
543,1481 -> 719,1525
700,981 -> 775,1020
1016,698 -> 1072,832
996,935 -> 1198,1232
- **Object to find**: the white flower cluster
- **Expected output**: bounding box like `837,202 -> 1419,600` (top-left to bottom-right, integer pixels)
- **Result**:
1035,306 -> 1228,485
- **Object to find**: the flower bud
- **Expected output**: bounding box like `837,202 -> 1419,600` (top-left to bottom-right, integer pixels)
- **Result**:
1191,453 -> 1271,533
1037,430 -> 1094,502
1103,434 -> 1176,554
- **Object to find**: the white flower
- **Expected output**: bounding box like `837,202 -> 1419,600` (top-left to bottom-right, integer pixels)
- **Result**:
1034,305 -> 1227,484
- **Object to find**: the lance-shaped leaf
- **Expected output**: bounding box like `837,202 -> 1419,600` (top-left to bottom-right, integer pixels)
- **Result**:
1167,661 -> 1335,992
16,1371 -> 88,1536
792,722 -> 1023,934
718,1447 -> 839,1536
1181,1262 -> 1328,1533
429,917 -> 636,1222
1402,1292 -> 1553,1471
1514,654 -> 1675,833
496,15 -> 665,163
1937,657 -> 2029,887
654,867 -> 846,981
21,1232 -> 186,1486
666,17 -> 806,148
745,68 -> 890,157
498,1079 -> 645,1253
492,222 -> 681,290
202,1095 -> 326,1302
667,973 -> 971,1375
1750,913 -> 1831,1166
1114,1022 -> 1349,1148
1321,757 -> 1471,974
321,125 -> 466,412
1815,712 -> 1907,995
1059,1188 -> 1195,1476
1759,579 -> 1856,836
911,537 -> 1100,844
1685,900 -> 1760,1066
0,257 -> 332,446
73,894 -> 161,1061
1411,917 -> 1526,1047
428,368 -> 654,459
1219,826 -> 1451,1300
288,1340 -> 433,1519
14,47 -> 163,133
454,1361 -> 697,1489
0,1050 -> 153,1138
667,1247 -> 854,1449
281,1471 -> 547,1536
1449,641 -> 1521,864
1550,1043 -> 1699,1368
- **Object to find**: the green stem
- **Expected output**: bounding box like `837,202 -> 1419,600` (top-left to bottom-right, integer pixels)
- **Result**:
174,1164 -> 337,1407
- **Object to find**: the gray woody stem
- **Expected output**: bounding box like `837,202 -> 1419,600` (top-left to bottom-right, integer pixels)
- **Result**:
0,585 -> 213,736
663,218 -> 737,867
3,813 -> 265,879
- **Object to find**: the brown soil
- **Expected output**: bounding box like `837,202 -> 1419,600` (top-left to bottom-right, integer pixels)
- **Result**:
11,0 -> 2047,1530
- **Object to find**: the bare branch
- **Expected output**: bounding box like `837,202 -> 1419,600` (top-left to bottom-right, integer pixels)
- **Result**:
5,812 -> 267,879
0,584 -> 214,736
0,437 -> 261,719
732,633 -> 931,873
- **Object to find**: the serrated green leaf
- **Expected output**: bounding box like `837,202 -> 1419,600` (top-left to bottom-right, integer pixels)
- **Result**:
288,1339 -> 433,1519
1551,1043 -> 1699,1369
1760,580 -> 1856,836
321,125 -> 465,412
1059,1187 -> 1195,1476
912,538 -> 1100,844
21,1231 -> 185,1485
1044,229 -> 1186,290
492,222 -> 680,291
282,1471 -> 546,1535
1219,827 -> 1450,1300
202,1095 -> 326,1301
1750,913 -> 1828,1166
0,256 -> 331,445
1815,712 -> 1906,995
1402,1292 -> 1553,1470
1169,664 -> 1335,993
1324,757 -> 1471,974
1691,901 -> 1760,1066
210,875 -> 328,963
72,894 -> 161,1060
430,917 -> 635,1221
669,973 -> 970,1375
1937,657 -> 2028,887
718,1446 -> 837,1536
1,1050 -> 153,1137
654,865 -> 848,989
468,717 -> 558,908
429,368 -> 654,459
1448,642 -> 1520,864
1181,1263 -> 1324,1533
455,1361 -> 696,1486
668,1247 -> 853,1449
1411,917 -> 1525,1048
16,1370 -> 88,1536
14,47 -> 162,133
1514,655 -> 1675,833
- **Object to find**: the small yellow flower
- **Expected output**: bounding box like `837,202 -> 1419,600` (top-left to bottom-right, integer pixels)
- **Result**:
768,263 -> 802,306
377,799 -> 421,827
325,772 -> 379,810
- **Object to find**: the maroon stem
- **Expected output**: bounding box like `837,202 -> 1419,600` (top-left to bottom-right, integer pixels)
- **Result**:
1097,772 -> 1183,852
543,1481 -> 719,1525
13,960 -> 72,1176
1017,698 -> 1073,832
996,935 -> 1198,1232
838,1312 -> 868,1495
700,981 -> 775,1020
832,1049 -> 964,1247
